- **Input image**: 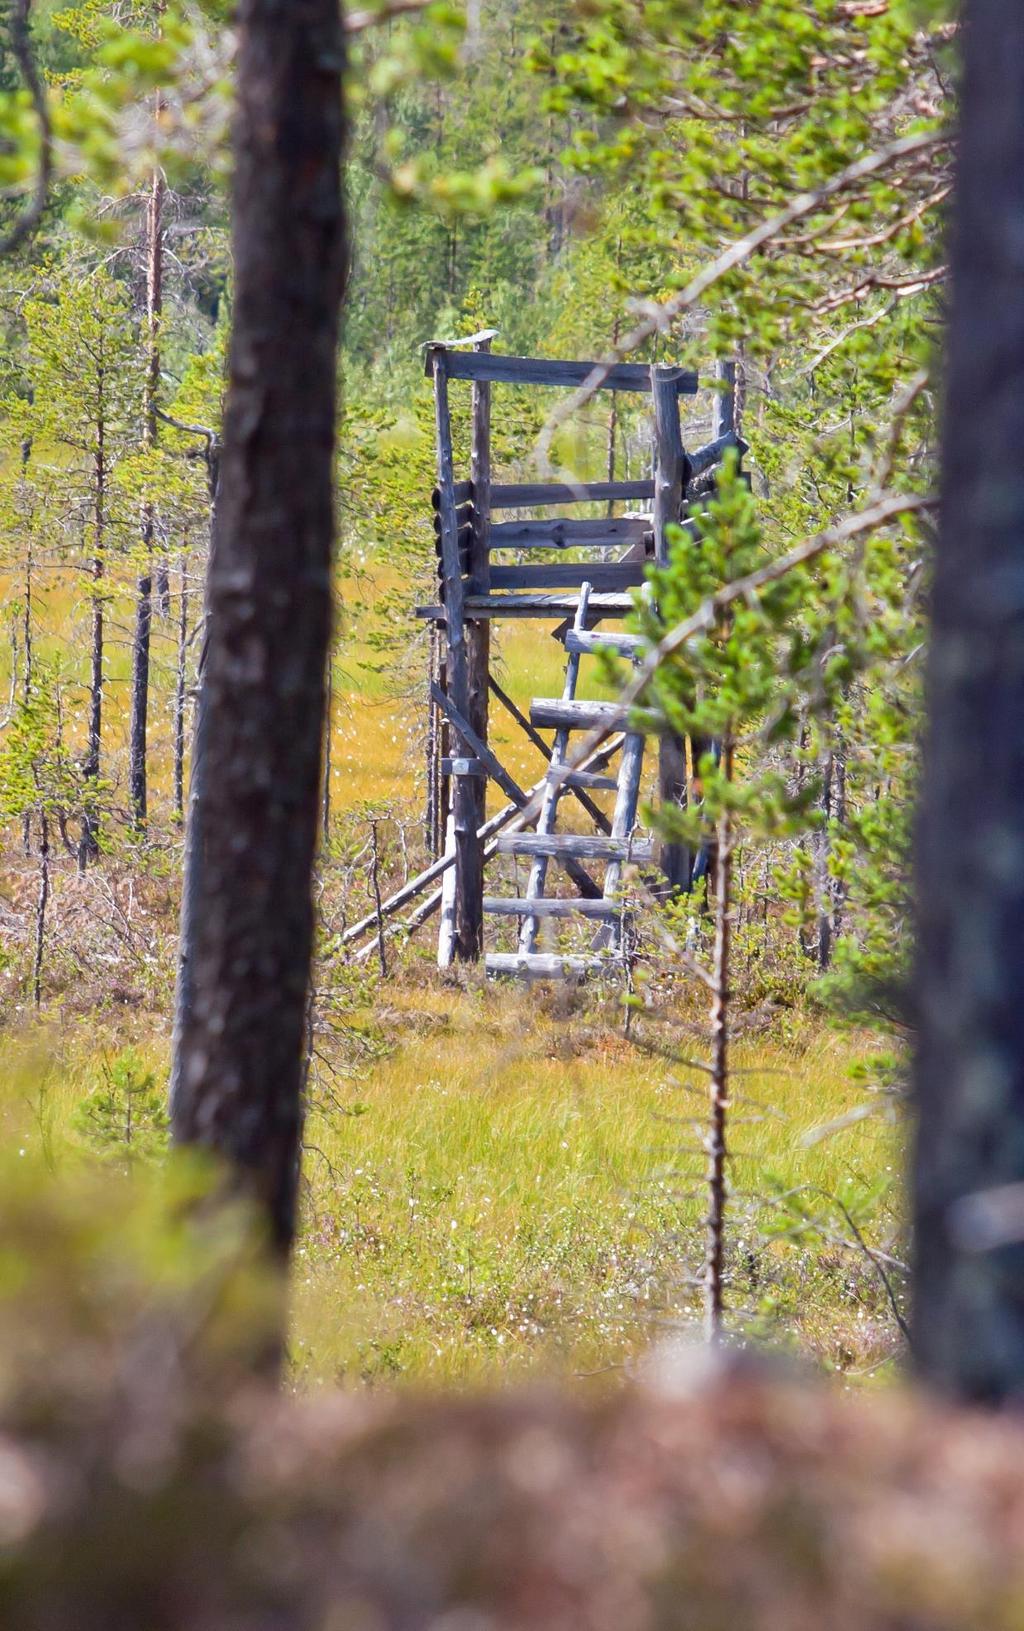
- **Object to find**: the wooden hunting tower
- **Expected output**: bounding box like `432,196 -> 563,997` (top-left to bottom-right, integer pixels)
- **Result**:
416,332 -> 742,980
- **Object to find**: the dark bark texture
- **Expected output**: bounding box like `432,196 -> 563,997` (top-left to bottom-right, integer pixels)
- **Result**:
170,0 -> 346,1257
913,0 -> 1024,1398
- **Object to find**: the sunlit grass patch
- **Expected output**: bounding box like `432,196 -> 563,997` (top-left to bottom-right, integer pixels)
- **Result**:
0,987 -> 902,1392
291,981 -> 902,1388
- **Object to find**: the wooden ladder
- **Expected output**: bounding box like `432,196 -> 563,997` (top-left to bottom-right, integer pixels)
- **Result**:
484,583 -> 649,982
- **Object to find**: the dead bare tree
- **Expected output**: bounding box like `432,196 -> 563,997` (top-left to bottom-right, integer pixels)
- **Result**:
129,145 -> 166,830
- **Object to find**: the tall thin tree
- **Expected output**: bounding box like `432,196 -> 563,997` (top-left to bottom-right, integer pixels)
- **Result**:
24,270 -> 140,871
170,0 -> 346,1260
129,150 -> 165,829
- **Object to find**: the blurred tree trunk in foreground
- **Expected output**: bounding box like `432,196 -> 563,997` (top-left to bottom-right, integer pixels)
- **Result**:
914,0 -> 1024,1399
170,0 -> 346,1259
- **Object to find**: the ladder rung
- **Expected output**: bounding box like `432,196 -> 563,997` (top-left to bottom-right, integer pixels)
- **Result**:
550,769 -> 618,792
530,699 -> 622,732
486,953 -> 617,982
496,834 -> 653,862
483,897 -> 625,921
564,630 -> 647,658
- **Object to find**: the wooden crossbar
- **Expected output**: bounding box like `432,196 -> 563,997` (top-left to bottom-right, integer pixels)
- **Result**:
498,834 -> 654,862
531,698 -> 623,731
424,348 -> 698,394
484,897 -> 624,920
415,592 -> 636,621
489,563 -> 647,593
491,478 -> 655,508
564,630 -> 647,658
432,479 -> 657,511
489,517 -> 650,551
486,953 -> 615,981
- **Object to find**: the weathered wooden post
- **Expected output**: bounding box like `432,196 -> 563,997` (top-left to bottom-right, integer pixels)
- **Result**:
651,364 -> 691,894
429,339 -> 488,965
425,624 -> 437,855
460,331 -> 494,959
712,358 -> 736,443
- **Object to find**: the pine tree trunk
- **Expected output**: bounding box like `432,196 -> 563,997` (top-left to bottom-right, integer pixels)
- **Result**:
704,739 -> 733,1344
21,523 -> 33,857
129,560 -> 152,828
815,749 -> 834,970
170,0 -> 346,1261
129,160 -> 164,829
79,432 -> 105,872
322,653 -> 332,844
830,736 -> 847,945
913,0 -> 1024,1399
33,810 -> 49,1011
605,296 -> 620,525
173,550 -> 189,822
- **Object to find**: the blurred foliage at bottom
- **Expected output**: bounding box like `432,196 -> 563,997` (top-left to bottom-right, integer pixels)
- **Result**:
1,1156 -> 1024,1631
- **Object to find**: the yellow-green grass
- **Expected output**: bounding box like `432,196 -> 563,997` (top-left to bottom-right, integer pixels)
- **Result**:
295,988 -> 900,1386
0,981 -> 902,1391
1,556 -> 624,818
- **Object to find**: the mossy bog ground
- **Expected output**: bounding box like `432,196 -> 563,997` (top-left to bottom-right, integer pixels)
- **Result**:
0,984 -> 902,1389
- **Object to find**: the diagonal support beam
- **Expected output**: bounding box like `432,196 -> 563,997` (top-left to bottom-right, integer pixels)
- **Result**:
430,680 -> 602,900
488,674 -> 549,760
431,680 -> 525,805
347,724 -> 633,960
488,675 -> 613,837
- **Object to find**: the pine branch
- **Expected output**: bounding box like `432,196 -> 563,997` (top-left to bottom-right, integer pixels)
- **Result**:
0,0 -> 53,258
345,0 -> 432,33
155,407 -> 217,443
535,130 -> 949,468
534,490 -> 936,824
810,263 -> 947,316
